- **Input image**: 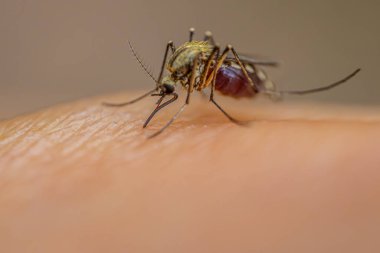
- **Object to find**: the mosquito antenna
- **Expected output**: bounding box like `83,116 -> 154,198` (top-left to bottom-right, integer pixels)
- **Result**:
279,68 -> 361,95
128,41 -> 159,84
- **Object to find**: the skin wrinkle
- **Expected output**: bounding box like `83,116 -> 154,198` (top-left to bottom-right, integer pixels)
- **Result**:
0,110 -> 79,155
0,119 -> 35,149
1,93 -> 380,162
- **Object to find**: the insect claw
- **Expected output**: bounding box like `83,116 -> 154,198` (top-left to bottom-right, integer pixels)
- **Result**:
205,31 -> 212,37
189,28 -> 195,41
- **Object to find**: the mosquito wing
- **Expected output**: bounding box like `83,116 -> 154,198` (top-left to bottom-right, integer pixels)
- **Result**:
226,52 -> 280,67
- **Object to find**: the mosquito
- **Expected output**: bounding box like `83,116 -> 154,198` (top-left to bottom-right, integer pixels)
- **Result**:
103,28 -> 361,138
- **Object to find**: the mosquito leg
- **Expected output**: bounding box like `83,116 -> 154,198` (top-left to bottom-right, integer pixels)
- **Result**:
208,45 -> 260,92
203,45 -> 235,92
147,54 -> 200,138
186,53 -> 200,103
203,31 -> 216,45
259,68 -> 361,100
279,68 -> 361,95
246,59 -> 279,67
199,45 -> 220,89
147,103 -> 187,138
209,47 -> 222,101
209,84 -> 248,126
207,46 -> 248,125
102,88 -> 157,107
210,99 -> 248,125
234,54 -> 279,67
188,27 -> 195,42
228,45 -> 260,92
157,41 -> 176,86
143,93 -> 178,128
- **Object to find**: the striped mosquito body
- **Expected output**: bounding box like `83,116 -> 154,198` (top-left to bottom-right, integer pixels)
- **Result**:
103,28 -> 361,138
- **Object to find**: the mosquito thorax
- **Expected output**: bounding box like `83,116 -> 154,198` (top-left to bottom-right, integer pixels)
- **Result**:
167,41 -> 213,76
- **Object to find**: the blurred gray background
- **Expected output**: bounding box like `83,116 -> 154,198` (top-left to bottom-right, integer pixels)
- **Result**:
1,0 -> 379,119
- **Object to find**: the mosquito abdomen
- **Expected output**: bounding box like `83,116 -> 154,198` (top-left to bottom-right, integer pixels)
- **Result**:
215,65 -> 257,98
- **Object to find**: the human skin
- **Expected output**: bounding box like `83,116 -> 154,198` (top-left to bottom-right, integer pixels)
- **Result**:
1,92 -> 380,253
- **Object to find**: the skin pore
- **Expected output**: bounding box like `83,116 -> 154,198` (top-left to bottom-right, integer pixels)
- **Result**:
1,91 -> 380,253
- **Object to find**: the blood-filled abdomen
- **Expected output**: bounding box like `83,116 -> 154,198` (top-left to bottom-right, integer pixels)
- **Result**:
215,65 -> 258,98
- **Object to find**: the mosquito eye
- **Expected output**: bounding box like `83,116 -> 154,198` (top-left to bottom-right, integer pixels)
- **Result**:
172,71 -> 181,78
163,83 -> 175,94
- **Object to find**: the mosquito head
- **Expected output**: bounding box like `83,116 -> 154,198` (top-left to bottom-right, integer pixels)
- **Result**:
161,83 -> 175,94
159,76 -> 176,94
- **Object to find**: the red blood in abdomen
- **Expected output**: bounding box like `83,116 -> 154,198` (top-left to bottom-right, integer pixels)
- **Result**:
215,66 -> 257,98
